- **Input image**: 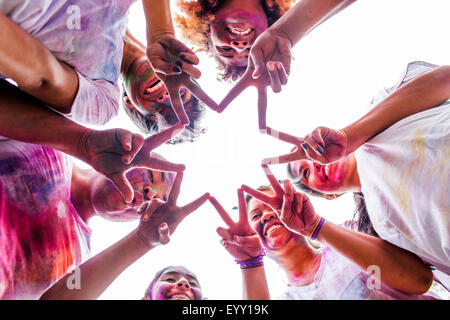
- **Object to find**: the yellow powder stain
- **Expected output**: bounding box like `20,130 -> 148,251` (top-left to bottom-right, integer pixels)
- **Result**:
412,129 -> 426,169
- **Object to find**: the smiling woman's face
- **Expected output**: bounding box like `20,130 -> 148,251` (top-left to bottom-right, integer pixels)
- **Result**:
210,7 -> 268,69
123,56 -> 193,127
150,266 -> 203,300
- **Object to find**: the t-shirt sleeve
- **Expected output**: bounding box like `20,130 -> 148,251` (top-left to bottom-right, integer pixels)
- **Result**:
66,70 -> 120,126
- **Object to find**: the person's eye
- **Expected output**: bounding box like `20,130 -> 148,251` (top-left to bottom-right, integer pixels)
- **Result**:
251,213 -> 261,221
189,282 -> 198,287
164,278 -> 175,283
143,186 -> 152,200
303,168 -> 309,181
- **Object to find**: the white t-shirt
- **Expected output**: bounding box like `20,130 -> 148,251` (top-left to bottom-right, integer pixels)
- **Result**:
277,222 -> 438,300
0,0 -> 137,125
354,61 -> 450,285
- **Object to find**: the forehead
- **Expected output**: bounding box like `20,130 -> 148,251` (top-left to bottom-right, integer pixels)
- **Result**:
160,267 -> 197,280
247,190 -> 275,213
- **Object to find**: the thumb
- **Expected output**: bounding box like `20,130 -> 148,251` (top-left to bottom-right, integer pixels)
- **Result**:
159,223 -> 171,245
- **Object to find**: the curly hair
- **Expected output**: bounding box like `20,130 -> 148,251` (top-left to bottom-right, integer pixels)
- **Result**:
174,0 -> 296,81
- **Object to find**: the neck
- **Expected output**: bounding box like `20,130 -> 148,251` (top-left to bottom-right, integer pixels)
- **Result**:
70,167 -> 98,223
271,236 -> 323,287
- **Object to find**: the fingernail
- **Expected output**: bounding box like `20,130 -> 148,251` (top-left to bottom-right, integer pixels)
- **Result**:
301,143 -> 308,150
316,148 -> 324,155
173,66 -> 181,73
175,60 -> 183,67
318,142 -> 325,149
267,63 -> 275,71
180,53 -> 186,59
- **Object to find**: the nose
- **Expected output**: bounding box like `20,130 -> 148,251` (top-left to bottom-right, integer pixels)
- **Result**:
156,89 -> 170,103
177,279 -> 190,290
262,211 -> 276,224
230,40 -> 251,53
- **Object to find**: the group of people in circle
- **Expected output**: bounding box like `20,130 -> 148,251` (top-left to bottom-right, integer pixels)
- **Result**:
0,0 -> 449,300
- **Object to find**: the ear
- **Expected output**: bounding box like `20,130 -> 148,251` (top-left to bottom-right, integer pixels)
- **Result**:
324,194 -> 340,200
122,95 -> 136,110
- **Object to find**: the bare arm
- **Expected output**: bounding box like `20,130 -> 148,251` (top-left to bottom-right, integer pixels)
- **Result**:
316,221 -> 434,295
343,65 -> 450,154
241,266 -> 271,300
270,0 -> 357,46
40,229 -> 152,300
0,13 -> 79,112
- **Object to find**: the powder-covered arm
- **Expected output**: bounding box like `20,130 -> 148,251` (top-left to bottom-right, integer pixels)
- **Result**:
0,13 -> 79,113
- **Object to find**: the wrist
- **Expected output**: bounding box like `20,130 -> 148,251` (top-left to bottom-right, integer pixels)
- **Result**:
308,216 -> 325,240
147,29 -> 175,44
135,227 -> 157,251
341,122 -> 368,154
65,126 -> 95,162
235,248 -> 266,270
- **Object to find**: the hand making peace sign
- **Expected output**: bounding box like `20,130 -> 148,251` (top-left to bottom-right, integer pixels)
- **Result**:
209,189 -> 263,261
137,171 -> 210,247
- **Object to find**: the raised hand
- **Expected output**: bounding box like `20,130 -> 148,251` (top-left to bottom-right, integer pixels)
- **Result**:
147,35 -> 219,124
209,189 -> 263,261
217,42 -> 290,131
241,164 -> 286,214
83,122 -> 186,203
137,171 -> 210,247
279,179 -> 320,237
250,28 -> 292,91
301,126 -> 348,164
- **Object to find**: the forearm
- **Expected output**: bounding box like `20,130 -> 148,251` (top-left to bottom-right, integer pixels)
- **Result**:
142,0 -> 175,42
40,229 -> 152,300
241,266 -> 270,300
316,220 -> 433,294
0,13 -> 78,112
121,30 -> 146,75
270,0 -> 356,46
0,80 -> 93,162
343,65 -> 450,153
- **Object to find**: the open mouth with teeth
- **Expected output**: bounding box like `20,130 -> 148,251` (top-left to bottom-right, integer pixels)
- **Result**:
145,79 -> 164,94
168,293 -> 192,300
264,222 -> 284,237
227,26 -> 252,36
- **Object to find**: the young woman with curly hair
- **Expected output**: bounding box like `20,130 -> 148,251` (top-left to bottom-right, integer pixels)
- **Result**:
174,0 -> 296,81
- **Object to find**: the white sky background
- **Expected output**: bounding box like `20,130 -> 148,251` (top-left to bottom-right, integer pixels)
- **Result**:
82,0 -> 450,300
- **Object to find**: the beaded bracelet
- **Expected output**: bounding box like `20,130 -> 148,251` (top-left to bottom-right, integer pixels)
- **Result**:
235,248 -> 266,269
309,217 -> 325,240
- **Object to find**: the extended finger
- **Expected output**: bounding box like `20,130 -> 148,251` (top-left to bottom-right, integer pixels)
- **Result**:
209,196 -> 234,227
145,122 -> 185,150
168,171 -> 183,205
257,86 -> 268,131
283,179 -> 295,199
241,184 -> 272,203
145,155 -> 186,172
232,235 -> 261,248
262,150 -> 302,165
167,87 -> 190,125
186,80 -> 220,111
261,164 -> 284,195
265,127 -> 303,145
175,59 -> 201,79
237,189 -> 249,224
158,223 -> 171,245
180,192 -> 210,216
217,73 -> 252,113
280,193 -> 293,223
267,61 -> 282,93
